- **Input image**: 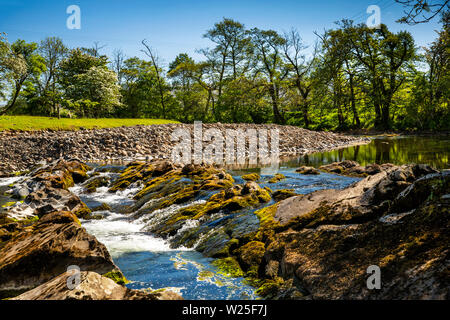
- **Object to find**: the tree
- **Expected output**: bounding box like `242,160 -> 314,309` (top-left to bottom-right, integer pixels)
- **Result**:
66,66 -> 121,117
120,57 -> 169,118
0,39 -> 45,115
319,25 -> 362,128
396,0 -> 449,24
111,49 -> 125,85
203,19 -> 245,98
58,48 -> 108,90
347,24 -> 416,129
33,37 -> 67,117
141,39 -> 167,119
250,28 -> 288,124
168,53 -> 208,122
283,29 -> 318,127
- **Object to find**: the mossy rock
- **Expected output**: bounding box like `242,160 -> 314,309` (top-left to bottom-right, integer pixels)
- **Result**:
272,189 -> 297,202
73,203 -> 92,219
296,166 -> 320,175
103,270 -> 129,286
1,201 -> 17,208
268,173 -> 286,184
109,163 -> 154,192
212,257 -> 244,278
85,176 -> 109,193
238,241 -> 265,269
256,278 -> 284,298
134,170 -> 183,200
172,182 -> 271,225
242,173 -> 261,182
254,203 -> 281,242
91,203 -> 111,212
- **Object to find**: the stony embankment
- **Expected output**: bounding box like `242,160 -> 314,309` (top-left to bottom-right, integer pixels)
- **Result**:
0,160 -> 182,300
0,124 -> 369,175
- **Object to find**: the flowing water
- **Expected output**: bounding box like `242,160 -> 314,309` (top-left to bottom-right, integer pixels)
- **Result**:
1,135 -> 448,299
69,166 -> 360,300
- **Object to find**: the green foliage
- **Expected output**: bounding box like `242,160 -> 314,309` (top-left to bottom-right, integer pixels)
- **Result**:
0,17 -> 447,131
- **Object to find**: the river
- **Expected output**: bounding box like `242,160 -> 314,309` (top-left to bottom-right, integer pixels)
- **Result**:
1,135 -> 448,299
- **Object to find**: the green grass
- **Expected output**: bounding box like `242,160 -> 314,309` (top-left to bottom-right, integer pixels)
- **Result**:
0,116 -> 179,131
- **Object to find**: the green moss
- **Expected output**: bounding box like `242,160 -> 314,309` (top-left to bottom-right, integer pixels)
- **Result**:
134,170 -> 183,200
73,203 -> 92,219
264,186 -> 273,194
103,270 -> 129,286
272,189 -> 297,202
268,173 -> 286,184
255,278 -> 284,298
1,201 -> 16,208
197,270 -> 215,281
85,176 -> 109,193
212,257 -> 244,278
19,215 -> 39,225
254,203 -> 281,242
242,173 -> 261,182
255,189 -> 272,203
238,241 -> 265,267
91,203 -> 111,212
109,163 -> 153,192
211,238 -> 240,258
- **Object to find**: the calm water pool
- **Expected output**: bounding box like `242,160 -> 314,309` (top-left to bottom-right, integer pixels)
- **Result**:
281,135 -> 449,169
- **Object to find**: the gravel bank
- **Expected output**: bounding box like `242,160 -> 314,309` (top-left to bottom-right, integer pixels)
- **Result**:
0,124 -> 369,175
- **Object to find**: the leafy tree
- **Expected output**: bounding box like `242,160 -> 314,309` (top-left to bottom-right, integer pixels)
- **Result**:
283,29 -> 318,127
0,39 -> 45,115
250,28 -> 288,124
65,66 -> 121,117
58,48 -> 108,89
396,0 -> 449,24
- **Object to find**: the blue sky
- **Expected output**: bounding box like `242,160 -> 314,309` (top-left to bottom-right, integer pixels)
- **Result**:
0,0 -> 442,65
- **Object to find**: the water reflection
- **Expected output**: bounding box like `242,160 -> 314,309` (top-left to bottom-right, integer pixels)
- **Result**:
283,136 -> 449,169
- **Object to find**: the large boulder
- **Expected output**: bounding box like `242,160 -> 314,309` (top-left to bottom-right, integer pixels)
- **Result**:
262,167 -> 449,299
11,271 -> 183,300
275,164 -> 436,225
0,211 -> 119,298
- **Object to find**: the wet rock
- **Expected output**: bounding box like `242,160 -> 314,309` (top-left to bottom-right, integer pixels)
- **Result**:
11,271 -> 183,300
268,174 -> 286,184
83,176 -> 110,193
0,210 -> 120,298
272,189 -> 297,202
26,187 -> 91,218
295,166 -> 320,175
259,165 -> 449,299
242,173 -> 261,181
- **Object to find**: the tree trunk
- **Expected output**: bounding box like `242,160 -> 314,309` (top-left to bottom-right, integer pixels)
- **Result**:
0,82 -> 22,116
349,74 -> 360,128
269,83 -> 285,124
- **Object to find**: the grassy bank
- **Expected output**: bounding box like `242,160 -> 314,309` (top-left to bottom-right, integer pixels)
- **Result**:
0,116 -> 179,131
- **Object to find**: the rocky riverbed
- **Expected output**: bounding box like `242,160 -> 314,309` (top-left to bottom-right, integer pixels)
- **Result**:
0,158 -> 448,300
0,124 -> 369,175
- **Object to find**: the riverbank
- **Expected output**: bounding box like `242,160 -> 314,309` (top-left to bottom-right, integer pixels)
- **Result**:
0,123 -> 369,176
